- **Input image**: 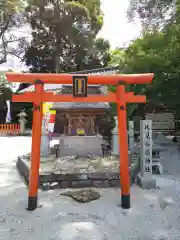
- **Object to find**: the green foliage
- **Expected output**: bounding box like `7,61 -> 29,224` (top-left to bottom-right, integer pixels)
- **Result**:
108,48 -> 125,67
24,0 -> 107,73
0,70 -> 13,102
109,1 -> 180,118
0,0 -> 25,12
21,0 -> 180,122
0,0 -> 26,64
127,0 -> 175,30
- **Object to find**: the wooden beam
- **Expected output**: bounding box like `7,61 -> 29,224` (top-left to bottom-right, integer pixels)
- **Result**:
6,72 -> 154,85
12,92 -> 53,103
12,92 -> 146,104
12,93 -> 36,102
12,92 -> 117,103
49,93 -> 116,103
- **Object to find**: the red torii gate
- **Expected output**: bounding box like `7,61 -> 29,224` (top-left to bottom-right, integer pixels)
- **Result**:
6,72 -> 154,211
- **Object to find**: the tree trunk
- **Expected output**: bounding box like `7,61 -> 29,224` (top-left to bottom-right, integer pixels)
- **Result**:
55,54 -> 59,73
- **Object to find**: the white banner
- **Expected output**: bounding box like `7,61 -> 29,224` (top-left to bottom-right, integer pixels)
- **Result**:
6,100 -> 11,123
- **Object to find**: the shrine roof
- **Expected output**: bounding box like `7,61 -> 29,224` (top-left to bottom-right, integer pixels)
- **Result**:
19,84 -> 101,93
19,83 -> 62,93
51,102 -> 110,110
19,66 -> 119,93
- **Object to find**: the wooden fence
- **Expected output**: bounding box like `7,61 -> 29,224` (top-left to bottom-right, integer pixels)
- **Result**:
0,124 -> 20,136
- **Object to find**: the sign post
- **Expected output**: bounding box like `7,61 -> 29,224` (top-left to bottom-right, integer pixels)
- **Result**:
112,116 -> 119,155
73,76 -> 87,97
6,72 -> 154,211
137,120 -> 156,189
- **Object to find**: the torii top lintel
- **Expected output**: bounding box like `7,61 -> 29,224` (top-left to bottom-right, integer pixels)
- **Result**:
6,72 -> 154,85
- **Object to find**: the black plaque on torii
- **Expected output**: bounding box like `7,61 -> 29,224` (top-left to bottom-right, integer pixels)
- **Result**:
73,76 -> 87,97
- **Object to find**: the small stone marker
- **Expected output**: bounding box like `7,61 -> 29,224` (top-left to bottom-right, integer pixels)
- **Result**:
128,121 -> 134,151
40,119 -> 50,159
17,110 -> 27,134
141,119 -> 152,178
111,116 -> 119,155
137,120 -> 156,189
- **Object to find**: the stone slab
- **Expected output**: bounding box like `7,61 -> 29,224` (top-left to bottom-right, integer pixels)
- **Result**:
40,134 -> 50,157
137,173 -> 157,189
16,157 -> 29,184
16,154 -> 140,190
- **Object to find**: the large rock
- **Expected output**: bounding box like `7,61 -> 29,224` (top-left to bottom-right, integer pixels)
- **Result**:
61,188 -> 100,203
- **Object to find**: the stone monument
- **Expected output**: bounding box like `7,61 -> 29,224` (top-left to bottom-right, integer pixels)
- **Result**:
137,119 -> 156,189
17,110 -> 27,134
111,116 -> 119,155
40,117 -> 51,159
128,121 -> 134,152
59,134 -> 103,156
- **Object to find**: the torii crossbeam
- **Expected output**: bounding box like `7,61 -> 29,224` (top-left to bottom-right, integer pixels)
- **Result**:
6,72 -> 154,211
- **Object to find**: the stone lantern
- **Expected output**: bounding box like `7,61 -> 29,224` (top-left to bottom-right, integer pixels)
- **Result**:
17,110 -> 27,134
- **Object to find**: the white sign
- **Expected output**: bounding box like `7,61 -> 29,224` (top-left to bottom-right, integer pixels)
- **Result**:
140,120 -> 152,179
128,121 -> 134,151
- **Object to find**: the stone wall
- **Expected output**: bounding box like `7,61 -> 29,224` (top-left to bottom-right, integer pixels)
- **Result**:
59,135 -> 103,156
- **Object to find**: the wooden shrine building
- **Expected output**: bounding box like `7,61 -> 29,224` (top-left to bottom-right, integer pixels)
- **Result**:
20,67 -> 119,137
19,67 -> 119,156
52,84 -> 111,136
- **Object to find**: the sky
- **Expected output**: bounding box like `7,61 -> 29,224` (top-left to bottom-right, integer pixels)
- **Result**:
98,0 -> 141,48
0,0 -> 141,71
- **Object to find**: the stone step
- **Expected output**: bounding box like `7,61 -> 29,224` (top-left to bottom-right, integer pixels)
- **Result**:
16,154 -> 140,190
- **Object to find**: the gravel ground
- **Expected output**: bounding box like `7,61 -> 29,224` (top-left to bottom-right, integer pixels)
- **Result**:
0,136 -> 180,240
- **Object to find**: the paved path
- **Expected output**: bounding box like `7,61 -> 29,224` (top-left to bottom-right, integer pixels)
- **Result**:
160,144 -> 180,179
0,137 -> 180,240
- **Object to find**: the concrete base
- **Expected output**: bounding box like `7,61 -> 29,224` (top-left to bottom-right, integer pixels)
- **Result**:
59,135 -> 103,156
137,173 -> 156,189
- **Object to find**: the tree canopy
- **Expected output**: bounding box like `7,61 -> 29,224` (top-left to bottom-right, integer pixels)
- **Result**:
127,0 -> 175,30
0,0 -> 26,64
24,0 -> 110,74
2,0 -> 180,122
109,0 -> 180,118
